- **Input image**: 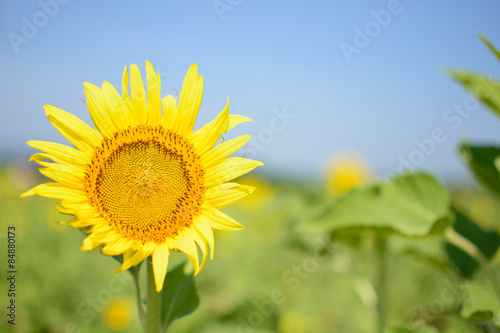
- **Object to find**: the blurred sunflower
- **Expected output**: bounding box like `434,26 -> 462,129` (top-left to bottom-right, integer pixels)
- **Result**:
23,62 -> 262,291
325,150 -> 372,197
102,297 -> 134,330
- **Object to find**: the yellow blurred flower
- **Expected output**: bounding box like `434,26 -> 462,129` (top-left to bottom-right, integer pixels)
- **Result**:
325,151 -> 372,197
102,297 -> 134,330
278,312 -> 308,333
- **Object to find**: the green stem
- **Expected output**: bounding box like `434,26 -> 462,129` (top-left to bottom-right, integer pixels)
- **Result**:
131,266 -> 145,329
146,258 -> 162,333
445,228 -> 500,299
375,236 -> 388,333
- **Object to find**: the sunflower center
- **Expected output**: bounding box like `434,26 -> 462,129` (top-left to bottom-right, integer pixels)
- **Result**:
84,125 -> 205,243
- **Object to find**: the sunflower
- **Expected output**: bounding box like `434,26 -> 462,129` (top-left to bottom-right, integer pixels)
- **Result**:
23,62 -> 263,291
326,151 -> 371,197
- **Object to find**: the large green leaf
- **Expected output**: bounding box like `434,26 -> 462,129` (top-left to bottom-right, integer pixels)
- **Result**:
447,70 -> 500,118
308,172 -> 452,237
160,263 -> 200,331
461,281 -> 500,328
459,144 -> 500,198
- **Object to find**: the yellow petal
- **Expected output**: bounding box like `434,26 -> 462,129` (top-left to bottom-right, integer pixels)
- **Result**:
205,157 -> 264,188
121,249 -> 136,265
122,65 -> 129,97
205,183 -> 255,209
202,134 -> 251,168
177,64 -> 203,135
44,105 -> 101,155
69,207 -> 99,221
146,61 -> 162,126
101,81 -> 131,129
39,165 -> 83,188
92,223 -> 112,233
31,156 -> 85,176
82,235 -> 102,251
29,152 -> 86,173
190,99 -> 229,154
56,206 -> 75,215
92,229 -> 120,243
21,183 -> 87,202
27,140 -> 90,165
72,219 -> 94,228
113,242 -> 155,273
202,207 -> 245,231
170,229 -> 200,275
162,95 -> 177,130
102,238 -> 133,256
178,64 -> 199,112
152,243 -> 170,292
122,65 -> 133,113
83,83 -> 117,137
30,153 -> 83,169
190,225 -> 208,271
194,214 -> 215,260
130,64 -> 148,124
227,115 -> 252,133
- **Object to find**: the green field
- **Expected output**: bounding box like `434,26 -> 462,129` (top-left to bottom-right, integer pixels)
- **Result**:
2,162 -> 499,333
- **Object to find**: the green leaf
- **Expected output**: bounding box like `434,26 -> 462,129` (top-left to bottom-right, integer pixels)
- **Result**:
445,209 -> 500,279
447,70 -> 500,118
461,281 -> 500,328
160,263 -> 200,331
394,237 -> 450,273
459,144 -> 500,198
477,33 -> 500,63
308,172 -> 452,238
388,324 -> 439,333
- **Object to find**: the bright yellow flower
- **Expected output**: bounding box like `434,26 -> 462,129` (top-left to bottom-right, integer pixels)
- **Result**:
326,151 -> 371,197
102,297 -> 134,330
23,62 -> 262,291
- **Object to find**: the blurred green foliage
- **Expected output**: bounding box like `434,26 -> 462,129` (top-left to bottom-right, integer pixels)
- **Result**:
1,163 -> 497,332
446,33 -> 500,330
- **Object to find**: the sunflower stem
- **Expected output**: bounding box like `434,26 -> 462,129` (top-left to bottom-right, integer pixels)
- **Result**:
146,258 -> 162,333
375,235 -> 388,333
131,265 -> 146,329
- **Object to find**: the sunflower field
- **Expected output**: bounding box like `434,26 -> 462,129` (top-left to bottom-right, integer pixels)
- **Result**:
3,35 -> 500,331
3,147 -> 500,332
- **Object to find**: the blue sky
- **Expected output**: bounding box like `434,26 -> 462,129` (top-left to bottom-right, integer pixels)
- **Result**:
1,0 -> 499,181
